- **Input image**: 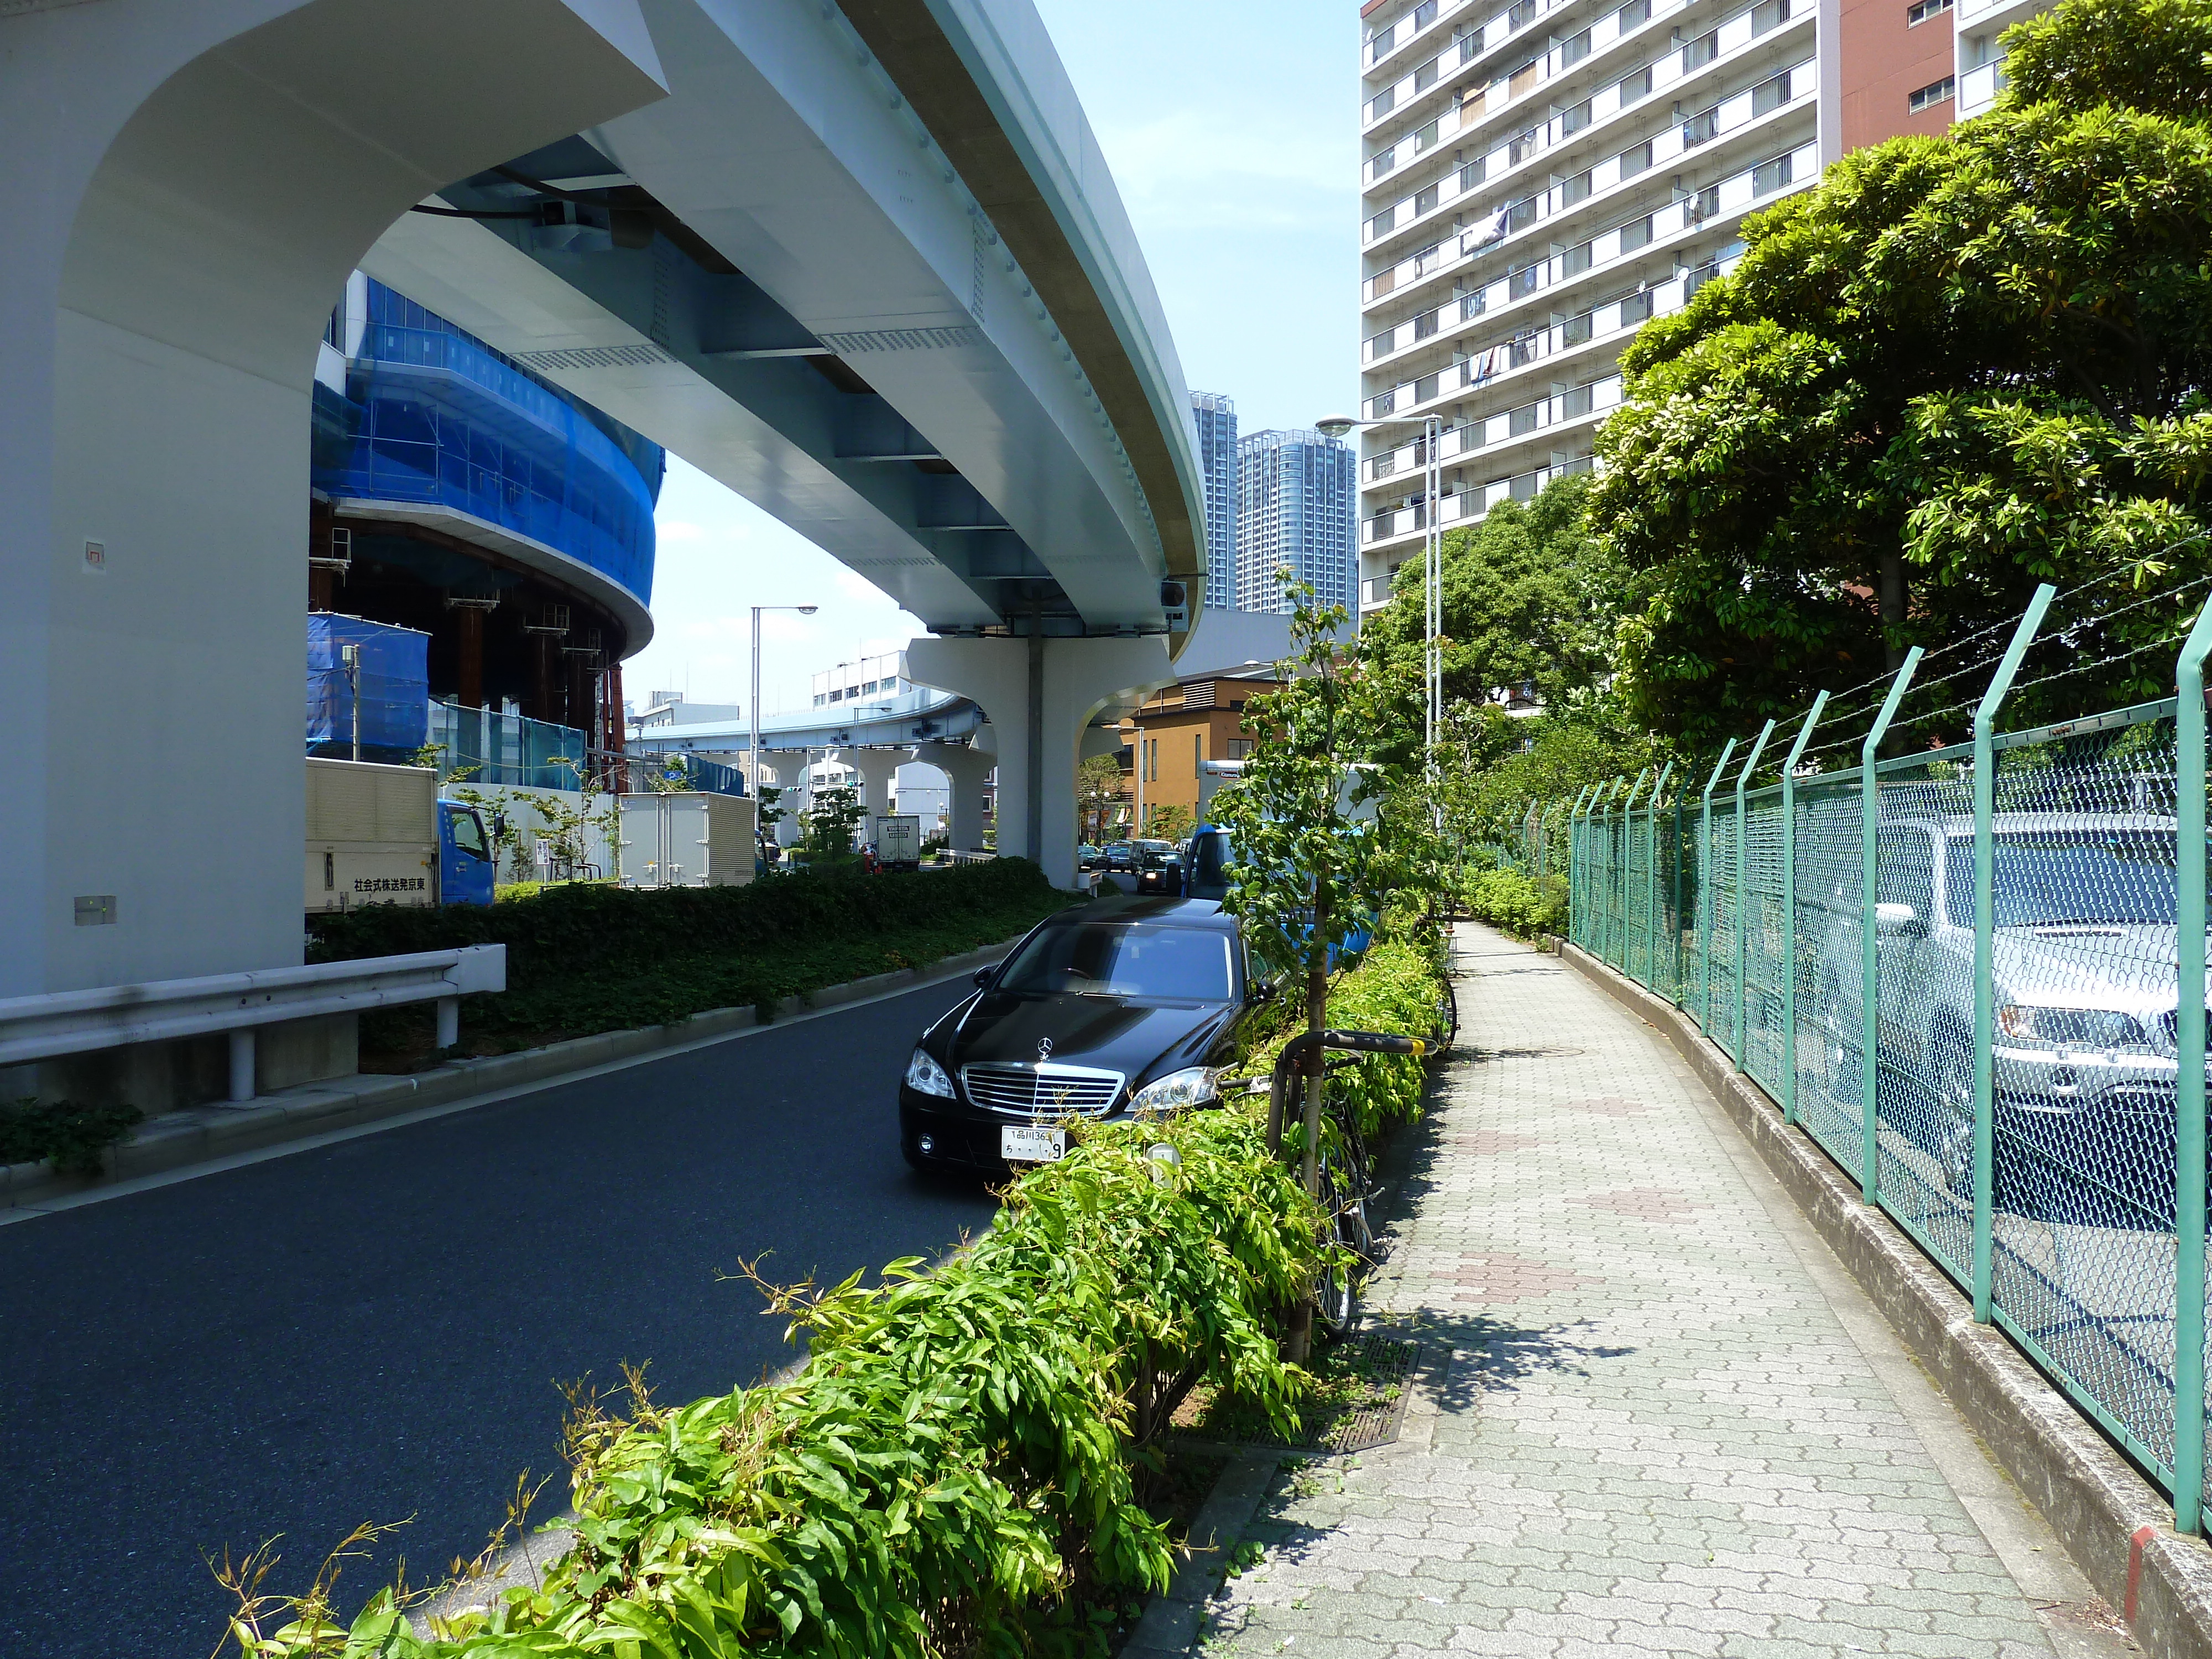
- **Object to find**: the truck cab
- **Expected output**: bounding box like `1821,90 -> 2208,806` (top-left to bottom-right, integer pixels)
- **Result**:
439,799 -> 495,907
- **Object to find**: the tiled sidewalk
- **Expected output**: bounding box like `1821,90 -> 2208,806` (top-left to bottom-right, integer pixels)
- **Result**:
1194,924 -> 2135,1659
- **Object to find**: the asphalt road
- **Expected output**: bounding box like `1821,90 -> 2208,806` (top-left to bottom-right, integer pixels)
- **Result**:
0,980 -> 997,1658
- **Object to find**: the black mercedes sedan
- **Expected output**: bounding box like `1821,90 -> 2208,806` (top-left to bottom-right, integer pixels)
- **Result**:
899,896 -> 1267,1175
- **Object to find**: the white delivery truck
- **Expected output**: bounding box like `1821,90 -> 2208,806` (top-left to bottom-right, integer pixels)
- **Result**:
619,791 -> 758,888
305,757 -> 495,912
873,813 -> 922,872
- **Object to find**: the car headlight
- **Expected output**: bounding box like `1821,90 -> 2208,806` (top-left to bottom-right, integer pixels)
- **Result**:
1130,1065 -> 1217,1113
1997,1004 -> 2145,1048
905,1046 -> 955,1097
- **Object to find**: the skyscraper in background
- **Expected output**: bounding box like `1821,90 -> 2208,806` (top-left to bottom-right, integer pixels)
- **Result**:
1190,391 -> 1239,615
1235,430 -> 1356,615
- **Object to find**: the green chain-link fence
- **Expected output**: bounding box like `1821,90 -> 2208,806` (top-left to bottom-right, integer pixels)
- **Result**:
1558,585 -> 2212,1532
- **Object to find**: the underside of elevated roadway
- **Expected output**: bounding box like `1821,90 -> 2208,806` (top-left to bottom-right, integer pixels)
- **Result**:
1,0 -> 1216,1001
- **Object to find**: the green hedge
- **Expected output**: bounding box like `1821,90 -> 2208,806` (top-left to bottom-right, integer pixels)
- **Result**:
221,1112 -> 1317,1658
1231,938 -> 1448,1140
309,860 -> 1082,1049
1462,868 -> 1567,942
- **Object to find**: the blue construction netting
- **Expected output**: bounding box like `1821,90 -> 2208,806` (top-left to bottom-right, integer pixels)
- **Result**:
311,283 -> 660,606
306,614 -> 428,756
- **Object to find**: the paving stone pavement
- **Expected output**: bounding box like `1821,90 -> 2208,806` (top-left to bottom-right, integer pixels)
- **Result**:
1192,924 -> 2136,1659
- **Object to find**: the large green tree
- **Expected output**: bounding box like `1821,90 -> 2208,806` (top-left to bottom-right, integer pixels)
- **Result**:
1593,0 -> 2212,747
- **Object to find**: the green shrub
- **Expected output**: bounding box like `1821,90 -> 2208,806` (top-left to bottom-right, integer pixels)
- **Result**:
219,1112 -> 1317,1658
0,1098 -> 144,1176
1233,938 -> 1447,1139
1465,868 -> 1567,941
319,860 -> 1083,1050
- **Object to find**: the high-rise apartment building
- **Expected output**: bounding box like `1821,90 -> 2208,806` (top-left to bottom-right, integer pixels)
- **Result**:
1354,0 -> 2029,615
1237,429 -> 1358,614
1191,391 -> 1241,614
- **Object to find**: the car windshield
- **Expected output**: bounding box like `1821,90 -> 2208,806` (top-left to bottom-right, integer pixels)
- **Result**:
1943,831 -> 2186,928
997,922 -> 1234,1001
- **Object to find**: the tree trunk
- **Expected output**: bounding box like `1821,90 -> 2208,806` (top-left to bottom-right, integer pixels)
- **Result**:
1879,548 -> 1908,675
1287,877 -> 1331,1363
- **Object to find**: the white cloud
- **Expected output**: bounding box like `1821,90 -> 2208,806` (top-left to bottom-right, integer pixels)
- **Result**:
656,518 -> 708,542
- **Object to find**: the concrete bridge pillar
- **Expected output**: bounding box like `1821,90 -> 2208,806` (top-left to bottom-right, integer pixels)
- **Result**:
838,747 -> 902,821
909,741 -> 997,855
905,635 -> 1172,888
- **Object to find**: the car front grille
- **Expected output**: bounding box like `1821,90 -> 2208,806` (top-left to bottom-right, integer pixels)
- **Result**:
962,1062 -> 1125,1118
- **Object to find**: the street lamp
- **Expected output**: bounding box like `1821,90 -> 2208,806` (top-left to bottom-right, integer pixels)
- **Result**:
1316,410 -> 1444,774
751,604 -> 819,810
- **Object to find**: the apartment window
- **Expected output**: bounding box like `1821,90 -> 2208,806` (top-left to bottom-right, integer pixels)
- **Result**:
1416,0 -> 1438,24
812,693 -> 826,707
1561,98 -> 1592,134
1370,206 -> 1397,239
1511,327 -> 1543,364
1371,85 -> 1396,118
1459,289 -> 1488,320
1561,28 -> 1592,66
829,687 -> 844,702
1562,241 -> 1593,276
1460,156 -> 1486,191
1509,57 -> 1541,94
1370,146 -> 1397,180
1510,262 -> 1541,298
1416,58 -> 1439,91
1620,287 -> 1655,324
1618,0 -> 1652,27
1510,402 -> 1541,435
1510,195 -> 1538,230
1619,138 -> 1653,176
1509,0 -> 1536,28
1752,0 -> 1792,30
1415,182 -> 1439,216
1682,29 -> 1719,71
1415,308 -> 1441,340
1563,383 -> 1595,418
1562,169 -> 1593,206
1908,74 -> 1956,112
1619,65 -> 1653,103
1752,152 -> 1793,194
1619,212 -> 1653,249
1906,0 -> 1952,22
1369,22 -> 1396,61
1228,738 -> 1256,760
1416,118 -> 1441,152
1752,68 -> 1793,114
1692,183 -> 1720,220
1682,107 -> 1720,146
1683,259 -> 1720,298
1367,327 -> 1396,360
1509,126 -> 1539,164
1563,310 -> 1594,345
1416,371 -> 1441,403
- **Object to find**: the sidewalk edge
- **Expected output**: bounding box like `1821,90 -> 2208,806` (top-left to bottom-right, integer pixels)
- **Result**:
0,940 -> 1021,1214
1553,935 -> 2212,1659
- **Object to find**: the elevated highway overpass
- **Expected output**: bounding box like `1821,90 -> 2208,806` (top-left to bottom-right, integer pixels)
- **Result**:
1,0 -> 1213,1000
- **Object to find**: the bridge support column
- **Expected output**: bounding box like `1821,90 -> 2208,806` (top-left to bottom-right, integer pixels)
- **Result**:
906,635 -> 1172,889
838,748 -> 902,821
910,741 -> 997,854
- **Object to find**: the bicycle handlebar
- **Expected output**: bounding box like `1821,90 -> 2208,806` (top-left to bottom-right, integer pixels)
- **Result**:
1266,1028 -> 1429,1152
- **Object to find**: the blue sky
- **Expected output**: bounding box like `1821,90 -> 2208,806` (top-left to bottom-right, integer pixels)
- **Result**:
624,0 -> 1357,716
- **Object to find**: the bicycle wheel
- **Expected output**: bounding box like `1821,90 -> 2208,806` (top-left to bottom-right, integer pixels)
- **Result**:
1433,973 -> 1459,1055
1313,1163 -> 1364,1343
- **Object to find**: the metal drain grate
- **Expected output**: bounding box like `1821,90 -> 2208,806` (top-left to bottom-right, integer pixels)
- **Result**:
1171,1336 -> 1421,1455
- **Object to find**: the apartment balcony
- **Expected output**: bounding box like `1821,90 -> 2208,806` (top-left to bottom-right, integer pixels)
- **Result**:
1361,138 -> 1814,384
1358,456 -> 1599,589
1361,54 -> 1817,326
1363,0 -> 1805,245
1957,56 -> 2007,117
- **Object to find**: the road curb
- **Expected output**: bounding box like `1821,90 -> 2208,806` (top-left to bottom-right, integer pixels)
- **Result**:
1552,935 -> 2212,1659
0,939 -> 1022,1215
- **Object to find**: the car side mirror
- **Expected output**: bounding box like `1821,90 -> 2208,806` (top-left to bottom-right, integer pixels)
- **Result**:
1874,902 -> 1928,939
973,966 -> 997,989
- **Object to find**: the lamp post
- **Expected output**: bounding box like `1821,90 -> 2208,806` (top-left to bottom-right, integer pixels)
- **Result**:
1316,410 -> 1444,779
750,604 -> 819,812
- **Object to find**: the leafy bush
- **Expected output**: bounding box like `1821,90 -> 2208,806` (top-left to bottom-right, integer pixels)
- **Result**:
1233,939 -> 1446,1139
220,1112 -> 1317,1658
1464,869 -> 1567,941
314,860 -> 1082,1052
0,1098 -> 144,1176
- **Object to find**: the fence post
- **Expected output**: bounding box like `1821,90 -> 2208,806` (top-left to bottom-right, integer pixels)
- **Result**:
1621,769 -> 1651,972
1598,778 -> 1625,957
1568,785 -> 1593,946
1698,739 -> 1739,1034
2174,599 -> 2212,1533
1672,782 -> 1687,1003
1777,694 -> 1828,1126
1645,762 -> 1674,992
1733,721 -> 1777,1070
1858,648 -> 1924,1203
1972,583 -> 2056,1323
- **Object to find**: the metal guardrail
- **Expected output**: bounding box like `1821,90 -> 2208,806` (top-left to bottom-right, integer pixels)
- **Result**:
0,946 -> 506,1105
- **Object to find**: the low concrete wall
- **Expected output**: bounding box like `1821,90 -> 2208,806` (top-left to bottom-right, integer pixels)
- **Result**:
1553,936 -> 2212,1659
0,1011 -> 358,1115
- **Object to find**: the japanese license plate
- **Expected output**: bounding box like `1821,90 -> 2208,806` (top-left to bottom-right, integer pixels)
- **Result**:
1001,1125 -> 1066,1164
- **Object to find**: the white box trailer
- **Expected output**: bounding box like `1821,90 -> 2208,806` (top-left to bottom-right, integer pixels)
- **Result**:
619,792 -> 758,888
872,813 -> 921,870
305,757 -> 437,912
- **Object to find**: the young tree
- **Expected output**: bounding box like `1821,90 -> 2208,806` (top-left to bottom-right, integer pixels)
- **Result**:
1144,801 -> 1196,842
1076,752 -> 1125,843
1594,0 -> 2212,745
802,785 -> 867,860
